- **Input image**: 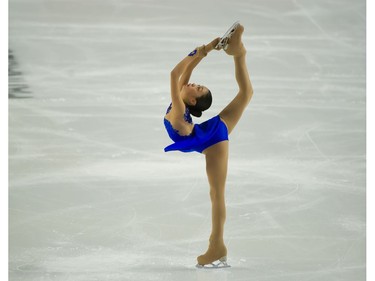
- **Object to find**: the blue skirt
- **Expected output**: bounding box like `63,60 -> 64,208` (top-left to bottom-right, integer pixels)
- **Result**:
164,115 -> 229,153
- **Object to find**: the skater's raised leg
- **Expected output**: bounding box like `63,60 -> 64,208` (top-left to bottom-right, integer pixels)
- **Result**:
219,24 -> 254,134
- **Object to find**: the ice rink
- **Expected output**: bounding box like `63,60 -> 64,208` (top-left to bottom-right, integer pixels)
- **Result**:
9,0 -> 366,280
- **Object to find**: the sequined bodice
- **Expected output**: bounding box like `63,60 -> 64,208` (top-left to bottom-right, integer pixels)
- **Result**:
165,103 -> 192,124
164,103 -> 194,142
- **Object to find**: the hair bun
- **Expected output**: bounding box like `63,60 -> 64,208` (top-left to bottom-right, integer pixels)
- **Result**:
188,107 -> 202,117
187,89 -> 212,118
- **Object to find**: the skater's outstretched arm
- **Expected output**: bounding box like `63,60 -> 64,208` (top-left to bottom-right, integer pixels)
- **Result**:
178,37 -> 220,90
171,37 -> 219,77
170,38 -> 219,114
177,56 -> 204,91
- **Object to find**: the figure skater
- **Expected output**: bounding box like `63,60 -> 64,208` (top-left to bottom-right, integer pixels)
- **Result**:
163,22 -> 254,268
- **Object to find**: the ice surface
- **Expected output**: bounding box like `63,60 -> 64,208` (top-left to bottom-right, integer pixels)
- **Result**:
9,0 -> 365,280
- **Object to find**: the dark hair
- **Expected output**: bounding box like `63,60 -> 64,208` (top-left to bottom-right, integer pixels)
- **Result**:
187,90 -> 212,117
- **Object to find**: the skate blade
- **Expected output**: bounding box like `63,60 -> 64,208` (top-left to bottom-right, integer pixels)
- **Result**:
196,256 -> 231,269
215,21 -> 240,50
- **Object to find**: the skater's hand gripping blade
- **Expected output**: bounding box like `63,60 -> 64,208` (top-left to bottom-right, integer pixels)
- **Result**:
196,256 -> 231,269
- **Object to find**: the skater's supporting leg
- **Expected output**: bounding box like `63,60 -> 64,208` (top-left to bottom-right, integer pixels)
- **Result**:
198,141 -> 229,265
205,140 -> 228,242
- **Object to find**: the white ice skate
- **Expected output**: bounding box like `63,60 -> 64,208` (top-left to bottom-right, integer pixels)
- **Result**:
196,256 -> 231,269
215,21 -> 241,51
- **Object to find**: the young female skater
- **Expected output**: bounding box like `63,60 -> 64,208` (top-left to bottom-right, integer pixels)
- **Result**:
164,23 -> 253,267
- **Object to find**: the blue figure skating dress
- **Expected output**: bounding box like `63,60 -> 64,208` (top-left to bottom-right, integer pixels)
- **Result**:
164,103 -> 229,153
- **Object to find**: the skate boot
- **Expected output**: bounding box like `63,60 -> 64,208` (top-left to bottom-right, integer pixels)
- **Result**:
224,24 -> 246,57
215,21 -> 241,51
196,242 -> 230,269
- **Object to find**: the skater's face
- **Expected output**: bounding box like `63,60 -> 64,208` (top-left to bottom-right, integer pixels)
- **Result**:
182,83 -> 209,106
